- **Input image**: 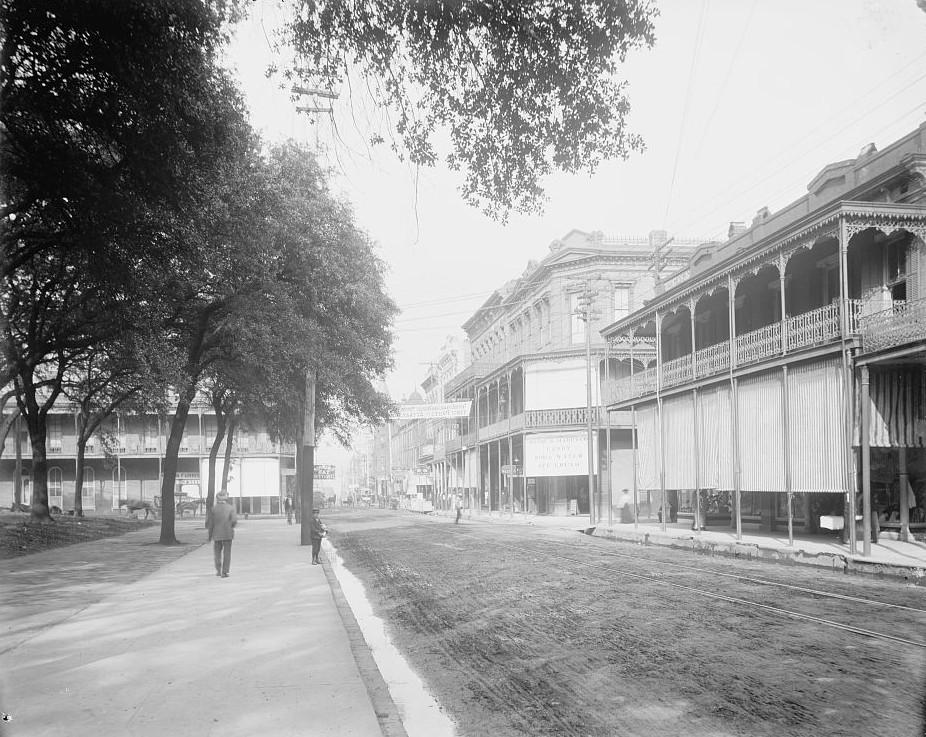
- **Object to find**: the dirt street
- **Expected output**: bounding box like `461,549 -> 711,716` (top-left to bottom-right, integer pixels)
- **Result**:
324,507 -> 926,737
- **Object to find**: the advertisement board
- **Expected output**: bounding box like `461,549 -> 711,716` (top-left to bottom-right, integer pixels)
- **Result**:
524,432 -> 597,477
396,401 -> 472,419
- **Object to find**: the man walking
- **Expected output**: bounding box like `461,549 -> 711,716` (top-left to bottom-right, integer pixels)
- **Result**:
310,507 -> 327,565
207,490 -> 237,578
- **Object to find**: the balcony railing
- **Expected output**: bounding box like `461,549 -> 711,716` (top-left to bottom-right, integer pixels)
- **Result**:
523,406 -> 600,428
662,355 -> 692,388
604,301 -> 871,404
859,298 -> 926,354
694,342 -> 729,379
786,302 -> 841,351
736,322 -> 781,366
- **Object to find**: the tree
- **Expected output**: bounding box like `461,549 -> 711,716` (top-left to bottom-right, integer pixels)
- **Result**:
260,142 -> 397,445
62,333 -> 169,516
153,132 -> 283,544
1,0 -> 253,521
279,0 -> 657,219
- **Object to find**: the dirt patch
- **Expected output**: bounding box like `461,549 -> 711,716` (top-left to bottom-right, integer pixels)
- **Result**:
325,509 -> 926,737
0,512 -> 157,558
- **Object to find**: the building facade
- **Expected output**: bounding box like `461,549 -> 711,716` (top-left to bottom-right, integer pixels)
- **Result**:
601,124 -> 926,544
429,229 -> 707,518
1,401 -> 296,516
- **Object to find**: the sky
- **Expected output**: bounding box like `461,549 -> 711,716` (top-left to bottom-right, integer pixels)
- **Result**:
226,0 -> 926,408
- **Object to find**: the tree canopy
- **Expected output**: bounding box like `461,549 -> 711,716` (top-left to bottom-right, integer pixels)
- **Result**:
281,0 -> 658,219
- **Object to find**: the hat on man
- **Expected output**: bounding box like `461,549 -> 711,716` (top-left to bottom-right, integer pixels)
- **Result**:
312,508 -> 320,513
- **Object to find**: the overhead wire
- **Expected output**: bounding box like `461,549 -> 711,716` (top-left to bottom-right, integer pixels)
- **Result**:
663,0 -> 711,229
667,51 -> 926,235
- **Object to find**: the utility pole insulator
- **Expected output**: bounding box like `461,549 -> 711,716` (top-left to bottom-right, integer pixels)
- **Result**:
291,85 -> 339,99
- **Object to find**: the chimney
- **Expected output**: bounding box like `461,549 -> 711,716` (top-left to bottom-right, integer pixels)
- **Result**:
728,222 -> 747,240
751,207 -> 771,227
648,229 -> 669,249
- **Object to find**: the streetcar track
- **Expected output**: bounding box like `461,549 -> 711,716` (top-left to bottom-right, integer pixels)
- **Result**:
378,516 -> 926,650
493,527 -> 926,614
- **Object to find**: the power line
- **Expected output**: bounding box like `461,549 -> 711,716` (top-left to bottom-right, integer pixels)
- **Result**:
663,0 -> 711,229
666,53 -> 926,235
397,289 -> 494,311
689,0 -> 759,171
670,96 -> 926,236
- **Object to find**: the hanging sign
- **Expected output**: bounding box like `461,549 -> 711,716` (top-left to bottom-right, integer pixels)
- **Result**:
397,401 -> 472,419
314,464 -> 336,480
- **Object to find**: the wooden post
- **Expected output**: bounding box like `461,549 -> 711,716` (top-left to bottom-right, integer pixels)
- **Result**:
656,311 -> 667,532
899,446 -> 910,543
300,369 -> 316,547
783,366 -> 793,547
605,340 -> 613,527
861,365 -> 872,557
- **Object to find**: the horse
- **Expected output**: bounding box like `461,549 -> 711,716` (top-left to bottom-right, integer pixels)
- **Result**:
118,498 -> 158,519
176,498 -> 205,518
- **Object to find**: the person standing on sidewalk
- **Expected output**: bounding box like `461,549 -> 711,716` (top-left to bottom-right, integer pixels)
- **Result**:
310,507 -> 327,565
284,495 -> 293,525
207,490 -> 237,577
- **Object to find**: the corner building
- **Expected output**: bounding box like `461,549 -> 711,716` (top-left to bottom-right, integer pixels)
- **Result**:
438,229 -> 707,518
601,124 -> 926,544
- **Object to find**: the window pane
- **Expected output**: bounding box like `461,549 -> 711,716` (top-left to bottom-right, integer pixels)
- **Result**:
614,287 -> 631,321
571,295 -> 585,343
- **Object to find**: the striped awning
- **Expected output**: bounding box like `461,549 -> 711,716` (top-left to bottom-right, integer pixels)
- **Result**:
859,366 -> 926,448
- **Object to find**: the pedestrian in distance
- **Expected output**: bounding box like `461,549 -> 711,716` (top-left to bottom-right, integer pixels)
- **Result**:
455,499 -> 463,525
206,490 -> 237,578
310,507 -> 327,565
618,489 -> 633,524
284,495 -> 293,525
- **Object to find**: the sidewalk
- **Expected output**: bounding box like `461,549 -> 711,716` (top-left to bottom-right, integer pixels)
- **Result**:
436,508 -> 926,583
0,518 -> 405,737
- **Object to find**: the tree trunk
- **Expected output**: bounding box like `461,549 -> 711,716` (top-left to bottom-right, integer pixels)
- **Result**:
14,413 -> 22,509
158,385 -> 196,544
74,444 -> 86,517
221,412 -> 237,495
27,421 -> 51,522
0,403 -> 19,462
206,409 -> 226,513
21,382 -> 52,522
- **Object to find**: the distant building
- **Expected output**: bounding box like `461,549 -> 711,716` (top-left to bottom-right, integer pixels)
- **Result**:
1,400 -> 295,515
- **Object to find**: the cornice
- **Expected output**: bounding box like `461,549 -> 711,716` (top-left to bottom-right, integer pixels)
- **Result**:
603,200 -> 926,337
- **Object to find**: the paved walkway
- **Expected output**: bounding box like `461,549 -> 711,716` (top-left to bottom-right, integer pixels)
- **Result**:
0,518 -> 405,737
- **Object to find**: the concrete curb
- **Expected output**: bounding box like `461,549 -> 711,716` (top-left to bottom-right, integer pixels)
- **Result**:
591,526 -> 926,585
320,547 -> 409,737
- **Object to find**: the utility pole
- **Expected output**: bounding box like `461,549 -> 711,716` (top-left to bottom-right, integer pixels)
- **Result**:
300,369 -> 317,546
292,85 -> 338,116
649,236 -> 675,296
568,275 -> 602,526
